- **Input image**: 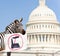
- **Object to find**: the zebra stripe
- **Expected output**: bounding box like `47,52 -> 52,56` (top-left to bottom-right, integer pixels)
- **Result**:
0,33 -> 5,50
0,22 -> 15,50
6,22 -> 15,33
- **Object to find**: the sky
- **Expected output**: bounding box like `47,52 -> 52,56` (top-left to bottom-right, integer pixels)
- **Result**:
0,0 -> 60,32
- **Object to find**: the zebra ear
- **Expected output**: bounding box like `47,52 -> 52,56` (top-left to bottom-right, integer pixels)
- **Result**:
20,18 -> 23,22
14,19 -> 19,23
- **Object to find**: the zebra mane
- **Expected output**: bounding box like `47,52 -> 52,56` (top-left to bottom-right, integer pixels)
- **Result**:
5,21 -> 16,34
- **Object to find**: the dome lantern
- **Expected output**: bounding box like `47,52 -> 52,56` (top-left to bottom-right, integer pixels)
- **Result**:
39,0 -> 46,6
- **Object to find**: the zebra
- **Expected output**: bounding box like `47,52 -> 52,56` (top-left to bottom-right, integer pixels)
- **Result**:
0,18 -> 26,51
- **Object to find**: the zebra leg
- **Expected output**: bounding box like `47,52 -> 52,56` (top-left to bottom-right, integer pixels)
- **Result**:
0,33 -> 5,51
7,52 -> 11,56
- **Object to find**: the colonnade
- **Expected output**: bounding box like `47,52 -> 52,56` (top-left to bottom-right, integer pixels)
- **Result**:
27,34 -> 60,45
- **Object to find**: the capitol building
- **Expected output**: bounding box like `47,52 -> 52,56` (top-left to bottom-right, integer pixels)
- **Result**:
26,0 -> 60,50
0,0 -> 60,56
26,0 -> 60,56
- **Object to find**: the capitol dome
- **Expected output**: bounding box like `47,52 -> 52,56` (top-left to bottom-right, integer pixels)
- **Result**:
28,0 -> 58,23
29,5 -> 57,22
26,0 -> 60,50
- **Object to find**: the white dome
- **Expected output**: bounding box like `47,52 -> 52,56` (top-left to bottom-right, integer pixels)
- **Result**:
29,6 -> 57,22
26,0 -> 60,33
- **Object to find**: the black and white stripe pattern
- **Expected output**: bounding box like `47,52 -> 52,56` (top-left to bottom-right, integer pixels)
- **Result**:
5,22 -> 15,33
0,22 -> 15,50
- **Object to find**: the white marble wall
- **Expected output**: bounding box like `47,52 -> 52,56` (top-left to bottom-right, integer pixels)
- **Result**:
0,52 -> 60,56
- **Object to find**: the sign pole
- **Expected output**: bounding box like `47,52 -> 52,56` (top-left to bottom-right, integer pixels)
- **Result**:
7,52 -> 11,56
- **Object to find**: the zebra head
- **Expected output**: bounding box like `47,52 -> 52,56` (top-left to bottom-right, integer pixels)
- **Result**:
6,18 -> 26,35
14,18 -> 26,35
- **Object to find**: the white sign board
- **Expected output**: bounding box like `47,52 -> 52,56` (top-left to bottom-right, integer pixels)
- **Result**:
4,33 -> 27,52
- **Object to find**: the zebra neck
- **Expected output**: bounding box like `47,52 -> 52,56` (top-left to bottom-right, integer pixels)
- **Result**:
6,30 -> 13,34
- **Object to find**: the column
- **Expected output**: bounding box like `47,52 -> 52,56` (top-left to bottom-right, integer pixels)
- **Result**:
39,35 -> 41,42
53,35 -> 55,43
37,35 -> 40,43
52,35 -> 55,44
46,35 -> 48,42
44,34 -> 46,43
56,35 -> 58,44
51,35 -> 54,44
58,35 -> 60,45
41,34 -> 43,43
48,35 -> 50,43
29,35 -> 32,44
35,35 -> 37,43
48,35 -> 51,44
54,35 -> 56,45
27,35 -> 29,44
32,35 -> 34,44
57,35 -> 59,45
42,35 -> 44,42
49,35 -> 52,45
35,35 -> 40,43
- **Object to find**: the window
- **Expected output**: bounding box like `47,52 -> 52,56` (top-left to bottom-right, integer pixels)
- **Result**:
32,35 -> 34,39
45,25 -> 47,28
39,35 -> 41,41
42,25 -> 44,27
37,25 -> 38,28
36,35 -> 38,41
49,35 -> 52,41
39,25 -> 41,28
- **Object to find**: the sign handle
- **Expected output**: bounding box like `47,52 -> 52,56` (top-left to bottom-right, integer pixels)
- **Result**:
7,52 -> 11,56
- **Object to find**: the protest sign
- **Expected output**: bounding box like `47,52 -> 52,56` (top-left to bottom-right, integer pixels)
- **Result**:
4,33 -> 27,52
